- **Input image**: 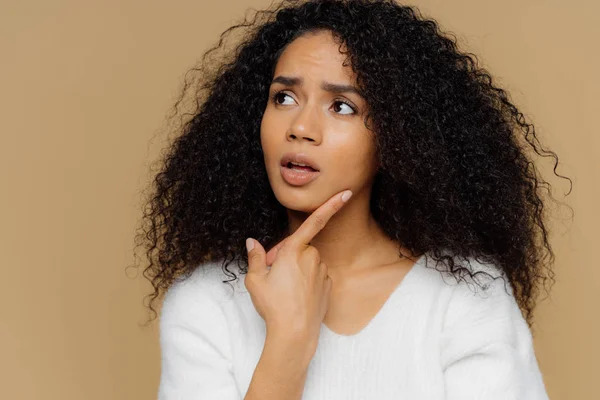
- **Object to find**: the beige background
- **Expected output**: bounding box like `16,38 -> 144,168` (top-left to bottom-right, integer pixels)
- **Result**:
1,0 -> 597,398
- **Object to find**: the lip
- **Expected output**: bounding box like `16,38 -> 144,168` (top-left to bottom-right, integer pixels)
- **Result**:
280,164 -> 321,186
280,152 -> 321,172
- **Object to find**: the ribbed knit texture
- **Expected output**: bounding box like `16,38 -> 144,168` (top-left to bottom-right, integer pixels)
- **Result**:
157,252 -> 550,399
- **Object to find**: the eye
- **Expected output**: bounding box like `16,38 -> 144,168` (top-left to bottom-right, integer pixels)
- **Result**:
332,100 -> 356,115
271,91 -> 295,106
270,90 -> 357,115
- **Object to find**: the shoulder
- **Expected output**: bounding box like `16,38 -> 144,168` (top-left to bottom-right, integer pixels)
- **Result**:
159,260 -> 242,328
157,261 -> 244,398
428,254 -> 533,353
433,255 -> 549,397
440,255 -> 518,330
416,251 -> 523,332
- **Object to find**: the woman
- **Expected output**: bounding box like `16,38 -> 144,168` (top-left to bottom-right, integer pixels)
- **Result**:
134,0 -> 571,398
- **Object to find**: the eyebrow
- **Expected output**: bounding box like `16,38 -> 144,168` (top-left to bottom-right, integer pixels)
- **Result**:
270,75 -> 363,97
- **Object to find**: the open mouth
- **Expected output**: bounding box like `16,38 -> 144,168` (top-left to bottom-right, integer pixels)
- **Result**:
280,163 -> 320,186
286,162 -> 318,172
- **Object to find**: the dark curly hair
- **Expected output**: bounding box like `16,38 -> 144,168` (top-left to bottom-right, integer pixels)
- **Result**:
131,0 -> 573,331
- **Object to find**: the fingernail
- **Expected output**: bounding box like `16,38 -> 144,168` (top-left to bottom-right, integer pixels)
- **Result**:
341,190 -> 353,202
246,238 -> 254,252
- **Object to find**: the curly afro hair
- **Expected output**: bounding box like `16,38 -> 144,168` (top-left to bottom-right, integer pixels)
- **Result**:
132,0 -> 573,330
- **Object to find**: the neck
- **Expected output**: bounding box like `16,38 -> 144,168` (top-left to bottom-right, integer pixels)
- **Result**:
286,187 -> 407,274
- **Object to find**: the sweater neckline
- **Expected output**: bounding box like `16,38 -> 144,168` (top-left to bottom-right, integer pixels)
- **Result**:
320,251 -> 427,340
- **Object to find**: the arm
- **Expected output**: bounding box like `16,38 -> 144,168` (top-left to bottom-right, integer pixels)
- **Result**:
439,267 -> 550,400
244,329 -> 313,400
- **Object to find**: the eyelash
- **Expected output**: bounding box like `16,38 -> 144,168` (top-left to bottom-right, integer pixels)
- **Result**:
270,90 -> 358,115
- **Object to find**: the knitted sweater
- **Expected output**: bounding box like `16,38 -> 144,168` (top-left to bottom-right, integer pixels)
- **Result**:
157,252 -> 550,399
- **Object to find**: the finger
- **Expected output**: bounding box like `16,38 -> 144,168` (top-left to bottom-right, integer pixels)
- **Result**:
266,238 -> 287,266
287,190 -> 352,249
317,261 -> 327,279
265,246 -> 278,267
325,276 -> 332,297
246,238 -> 268,275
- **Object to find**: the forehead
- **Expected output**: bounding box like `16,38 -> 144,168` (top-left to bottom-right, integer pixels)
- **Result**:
273,30 -> 355,83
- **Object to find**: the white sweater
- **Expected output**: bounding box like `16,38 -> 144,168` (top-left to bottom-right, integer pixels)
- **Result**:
157,251 -> 550,399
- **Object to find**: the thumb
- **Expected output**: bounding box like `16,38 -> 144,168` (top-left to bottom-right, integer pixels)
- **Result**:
246,238 -> 268,275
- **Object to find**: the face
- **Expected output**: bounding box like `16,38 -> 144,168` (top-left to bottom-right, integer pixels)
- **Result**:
260,29 -> 379,213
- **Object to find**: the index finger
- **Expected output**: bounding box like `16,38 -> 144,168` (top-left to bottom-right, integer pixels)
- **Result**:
286,190 -> 353,249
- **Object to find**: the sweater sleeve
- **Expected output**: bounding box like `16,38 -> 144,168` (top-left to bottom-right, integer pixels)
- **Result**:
157,272 -> 242,400
439,264 -> 550,400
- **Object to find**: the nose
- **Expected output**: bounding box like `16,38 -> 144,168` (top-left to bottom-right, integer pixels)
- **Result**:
286,104 -> 323,145
286,130 -> 320,143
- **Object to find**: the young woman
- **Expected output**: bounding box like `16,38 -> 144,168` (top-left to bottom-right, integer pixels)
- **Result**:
134,0 -> 571,398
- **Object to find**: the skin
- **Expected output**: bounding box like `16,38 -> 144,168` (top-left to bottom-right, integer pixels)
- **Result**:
260,29 -> 417,288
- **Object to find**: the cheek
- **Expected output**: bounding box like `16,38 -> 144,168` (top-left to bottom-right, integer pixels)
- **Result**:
259,119 -> 276,160
260,135 -> 279,168
327,136 -> 378,174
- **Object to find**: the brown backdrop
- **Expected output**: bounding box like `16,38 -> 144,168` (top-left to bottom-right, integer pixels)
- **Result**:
1,0 -> 596,399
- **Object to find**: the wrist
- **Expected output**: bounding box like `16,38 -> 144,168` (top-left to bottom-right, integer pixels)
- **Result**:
265,328 -> 317,367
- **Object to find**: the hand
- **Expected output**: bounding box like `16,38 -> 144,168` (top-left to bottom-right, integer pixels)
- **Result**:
244,190 -> 353,343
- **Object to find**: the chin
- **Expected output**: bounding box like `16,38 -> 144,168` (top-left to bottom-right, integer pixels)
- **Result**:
272,185 -> 325,214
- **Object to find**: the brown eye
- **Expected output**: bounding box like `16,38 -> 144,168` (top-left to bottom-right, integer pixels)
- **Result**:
271,91 -> 293,105
332,100 -> 356,115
